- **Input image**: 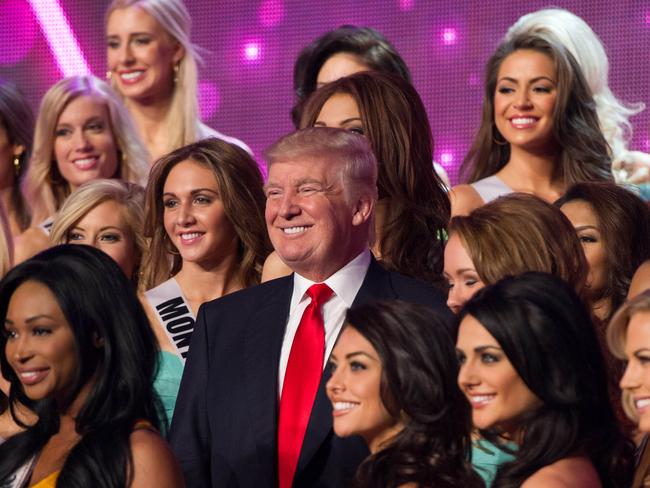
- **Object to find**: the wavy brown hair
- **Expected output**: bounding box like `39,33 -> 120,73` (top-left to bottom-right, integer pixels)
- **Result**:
141,138 -> 271,290
460,31 -> 612,185
449,193 -> 588,297
556,182 -> 650,321
300,72 -> 449,288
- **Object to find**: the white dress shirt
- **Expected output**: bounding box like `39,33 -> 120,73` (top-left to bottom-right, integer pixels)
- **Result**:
278,250 -> 371,396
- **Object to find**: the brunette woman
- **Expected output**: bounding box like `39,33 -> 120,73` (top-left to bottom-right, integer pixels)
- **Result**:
451,31 -> 611,216
0,245 -> 184,487
327,300 -> 482,487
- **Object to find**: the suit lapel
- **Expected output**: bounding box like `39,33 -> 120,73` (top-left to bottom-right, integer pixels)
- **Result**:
244,276 -> 293,482
296,259 -> 396,476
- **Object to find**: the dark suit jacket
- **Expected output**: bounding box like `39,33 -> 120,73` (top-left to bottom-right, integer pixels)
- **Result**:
169,259 -> 452,487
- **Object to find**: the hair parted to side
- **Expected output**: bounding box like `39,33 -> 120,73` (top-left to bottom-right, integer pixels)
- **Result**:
264,126 -> 378,201
0,78 -> 34,232
299,72 -> 450,287
449,193 -> 587,296
22,75 -> 148,223
607,290 -> 650,423
460,31 -> 612,185
344,300 -> 482,487
291,25 -> 411,127
459,272 -> 633,488
142,138 -> 271,290
505,8 -> 645,158
0,244 -> 163,487
556,181 -> 650,321
106,0 -> 202,153
50,179 -> 146,288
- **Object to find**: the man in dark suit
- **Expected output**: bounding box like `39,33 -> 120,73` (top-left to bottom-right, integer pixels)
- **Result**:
169,128 -> 451,487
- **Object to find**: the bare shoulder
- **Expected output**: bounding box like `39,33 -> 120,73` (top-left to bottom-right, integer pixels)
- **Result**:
261,251 -> 292,283
522,456 -> 601,488
130,428 -> 185,487
629,260 -> 650,299
13,227 -> 49,264
449,184 -> 484,217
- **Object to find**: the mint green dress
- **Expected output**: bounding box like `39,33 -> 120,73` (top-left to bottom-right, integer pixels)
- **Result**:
153,351 -> 184,431
471,438 -> 517,487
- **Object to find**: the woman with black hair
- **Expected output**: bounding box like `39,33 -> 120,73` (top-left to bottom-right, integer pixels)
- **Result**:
326,300 -> 482,487
456,272 -> 632,487
0,245 -> 183,487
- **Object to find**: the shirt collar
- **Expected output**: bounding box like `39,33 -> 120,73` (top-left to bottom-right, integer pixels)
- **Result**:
290,250 -> 371,313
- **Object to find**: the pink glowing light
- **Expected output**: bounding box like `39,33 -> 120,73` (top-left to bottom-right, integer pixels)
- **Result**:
243,41 -> 262,62
26,0 -> 90,76
399,0 -> 415,11
439,152 -> 455,165
258,0 -> 284,27
441,28 -> 457,46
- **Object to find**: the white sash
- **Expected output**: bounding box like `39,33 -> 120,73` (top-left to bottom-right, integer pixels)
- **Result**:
144,278 -> 196,363
38,217 -> 54,236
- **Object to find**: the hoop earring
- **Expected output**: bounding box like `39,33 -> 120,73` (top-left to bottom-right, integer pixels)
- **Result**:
13,156 -> 20,176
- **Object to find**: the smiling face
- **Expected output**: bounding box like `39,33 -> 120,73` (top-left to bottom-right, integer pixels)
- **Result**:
493,49 -> 558,153
560,200 -> 607,298
620,311 -> 650,432
264,156 -> 371,281
313,92 -> 364,135
444,233 -> 484,314
53,95 -> 119,192
316,52 -> 370,88
4,281 -> 78,404
106,6 -> 183,104
326,326 -> 402,453
456,314 -> 541,436
67,200 -> 137,279
162,160 -> 238,267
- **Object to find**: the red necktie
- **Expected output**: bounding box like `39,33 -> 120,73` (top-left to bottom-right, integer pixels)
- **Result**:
278,283 -> 333,488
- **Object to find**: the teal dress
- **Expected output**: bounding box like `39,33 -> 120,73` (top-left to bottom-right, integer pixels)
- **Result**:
153,351 -> 184,431
471,438 -> 517,487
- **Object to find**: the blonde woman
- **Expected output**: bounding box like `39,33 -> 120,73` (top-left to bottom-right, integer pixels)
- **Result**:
50,179 -> 146,286
15,75 -> 148,263
608,292 -> 650,487
106,0 -> 249,161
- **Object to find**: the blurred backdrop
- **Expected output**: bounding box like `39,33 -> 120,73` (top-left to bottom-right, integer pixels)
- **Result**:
0,0 -> 648,183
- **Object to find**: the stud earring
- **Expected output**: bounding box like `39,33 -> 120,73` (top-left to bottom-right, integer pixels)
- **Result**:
13,155 -> 20,176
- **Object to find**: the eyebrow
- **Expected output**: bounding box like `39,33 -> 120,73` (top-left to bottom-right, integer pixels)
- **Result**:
71,225 -> 123,233
315,117 -> 362,126
107,32 -> 152,38
574,225 -> 599,232
497,76 -> 555,84
473,345 -> 503,353
344,351 -> 378,361
5,315 -> 57,325
634,349 -> 650,356
162,188 -> 219,197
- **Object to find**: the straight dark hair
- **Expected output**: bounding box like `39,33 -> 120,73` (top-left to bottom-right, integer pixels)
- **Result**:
0,245 -> 163,487
459,272 -> 632,487
345,300 -> 482,487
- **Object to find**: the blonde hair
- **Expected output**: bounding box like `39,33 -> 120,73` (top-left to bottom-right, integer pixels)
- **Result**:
607,290 -> 650,423
22,76 -> 148,223
50,179 -> 146,288
505,8 -> 645,159
106,0 -> 201,153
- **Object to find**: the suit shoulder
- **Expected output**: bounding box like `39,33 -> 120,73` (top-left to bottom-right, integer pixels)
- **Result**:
201,275 -> 292,313
387,272 -> 450,310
